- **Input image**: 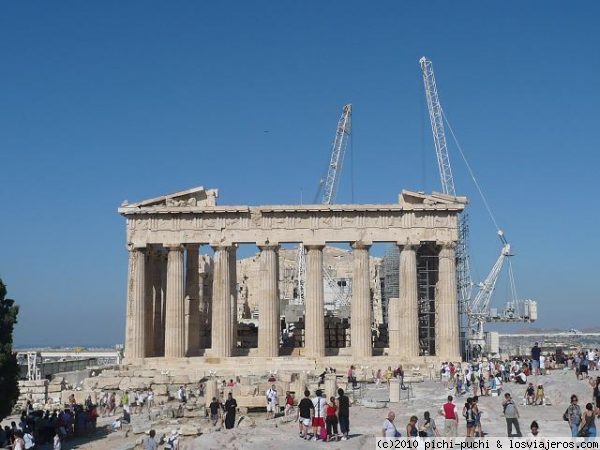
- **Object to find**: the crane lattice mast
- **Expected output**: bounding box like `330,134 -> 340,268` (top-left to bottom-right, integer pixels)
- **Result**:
419,57 -> 473,327
296,104 -> 352,307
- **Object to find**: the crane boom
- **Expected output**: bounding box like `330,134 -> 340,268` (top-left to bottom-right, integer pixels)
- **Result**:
296,104 -> 353,307
419,57 -> 456,196
420,56 -> 472,323
321,104 -> 352,204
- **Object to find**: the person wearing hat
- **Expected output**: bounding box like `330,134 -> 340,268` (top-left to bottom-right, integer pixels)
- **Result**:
165,430 -> 179,450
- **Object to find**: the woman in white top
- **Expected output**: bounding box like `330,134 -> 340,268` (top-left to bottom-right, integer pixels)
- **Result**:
53,434 -> 62,450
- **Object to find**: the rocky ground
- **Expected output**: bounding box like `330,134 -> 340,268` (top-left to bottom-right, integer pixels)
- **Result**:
3,368 -> 594,449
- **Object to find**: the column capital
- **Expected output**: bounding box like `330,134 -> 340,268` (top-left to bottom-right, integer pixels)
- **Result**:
164,243 -> 184,252
304,243 -> 325,250
438,241 -> 457,252
397,238 -> 419,250
351,241 -> 372,250
210,243 -> 234,252
257,243 -> 280,251
127,243 -> 146,251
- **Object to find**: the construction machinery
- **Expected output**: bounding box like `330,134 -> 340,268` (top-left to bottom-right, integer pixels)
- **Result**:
295,104 -> 353,310
419,56 -> 537,358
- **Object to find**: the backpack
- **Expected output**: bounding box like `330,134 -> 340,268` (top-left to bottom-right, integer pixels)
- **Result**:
563,408 -> 570,421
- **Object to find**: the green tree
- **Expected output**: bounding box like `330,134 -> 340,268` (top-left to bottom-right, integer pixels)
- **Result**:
0,278 -> 19,421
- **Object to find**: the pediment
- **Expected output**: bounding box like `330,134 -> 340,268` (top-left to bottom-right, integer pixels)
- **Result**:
399,190 -> 467,207
122,186 -> 218,208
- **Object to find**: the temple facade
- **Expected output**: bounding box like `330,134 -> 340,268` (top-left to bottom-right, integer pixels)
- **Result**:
118,186 -> 466,367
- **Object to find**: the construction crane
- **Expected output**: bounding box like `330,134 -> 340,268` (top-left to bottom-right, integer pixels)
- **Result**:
295,104 -> 352,308
419,57 -> 473,336
419,57 -> 537,358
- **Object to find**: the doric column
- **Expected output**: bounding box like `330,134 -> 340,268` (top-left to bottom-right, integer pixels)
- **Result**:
351,242 -> 372,359
198,256 -> 210,349
305,244 -> 325,359
229,246 -> 238,350
185,244 -> 200,356
391,243 -> 419,358
164,244 -> 185,358
436,242 -> 460,359
158,250 -> 168,356
151,247 -> 164,356
124,245 -> 146,361
258,244 -> 280,357
144,247 -> 162,357
211,245 -> 232,357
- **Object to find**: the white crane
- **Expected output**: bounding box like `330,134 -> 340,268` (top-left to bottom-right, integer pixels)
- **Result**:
419,57 -> 536,358
295,104 -> 352,308
420,57 -> 472,320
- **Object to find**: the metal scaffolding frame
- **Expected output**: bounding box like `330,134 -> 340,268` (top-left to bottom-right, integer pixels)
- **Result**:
417,245 -> 438,356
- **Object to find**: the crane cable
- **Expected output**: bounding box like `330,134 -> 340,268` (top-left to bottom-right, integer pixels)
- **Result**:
441,109 -> 502,235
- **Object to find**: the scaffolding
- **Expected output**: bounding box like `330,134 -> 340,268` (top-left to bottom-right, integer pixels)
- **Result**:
417,245 -> 438,356
383,244 -> 439,355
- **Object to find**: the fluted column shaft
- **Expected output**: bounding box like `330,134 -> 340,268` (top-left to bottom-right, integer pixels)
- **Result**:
164,245 -> 185,358
125,246 -> 146,360
436,243 -> 460,359
185,244 -> 200,356
229,246 -> 238,349
392,244 -> 420,358
258,245 -> 280,357
351,242 -> 372,359
211,246 -> 232,357
151,247 -> 164,357
305,245 -> 325,358
144,247 -> 161,357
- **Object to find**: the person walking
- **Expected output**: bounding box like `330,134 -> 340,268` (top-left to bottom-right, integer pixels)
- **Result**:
297,390 -> 314,440
579,403 -> 596,438
566,395 -> 582,437
463,398 -> 476,437
502,393 -> 522,437
439,395 -> 458,437
209,397 -> 222,426
531,343 -> 541,376
336,388 -> 350,441
382,411 -> 400,438
143,429 -> 159,450
223,392 -> 237,430
406,416 -> 419,438
421,411 -> 439,438
265,384 -> 278,420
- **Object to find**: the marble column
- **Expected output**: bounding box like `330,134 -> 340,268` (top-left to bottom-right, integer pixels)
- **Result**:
164,245 -> 185,358
151,247 -> 165,357
351,242 -> 372,359
229,246 -> 238,350
185,244 -> 200,356
258,244 -> 280,357
392,243 -> 420,358
305,244 -> 325,358
198,258 -> 208,349
387,297 -> 401,355
158,250 -> 168,356
144,247 -> 160,357
211,245 -> 232,357
124,246 -> 146,361
436,242 -> 460,359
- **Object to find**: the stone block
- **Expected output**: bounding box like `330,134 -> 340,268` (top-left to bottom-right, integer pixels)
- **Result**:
151,384 -> 168,396
179,424 -> 201,436
120,377 -> 153,391
171,374 -> 190,385
134,416 -> 156,434
239,385 -> 257,396
153,374 -> 170,384
95,377 -> 122,390
154,395 -> 169,405
278,372 -> 294,383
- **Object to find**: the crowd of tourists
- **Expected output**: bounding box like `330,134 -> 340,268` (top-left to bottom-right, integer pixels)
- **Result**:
295,388 -> 351,442
0,397 -> 99,450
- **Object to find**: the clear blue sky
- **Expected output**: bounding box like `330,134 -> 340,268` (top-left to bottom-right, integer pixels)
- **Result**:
1,2 -> 598,347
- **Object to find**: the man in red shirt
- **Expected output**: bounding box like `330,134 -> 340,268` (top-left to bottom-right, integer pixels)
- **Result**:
439,395 -> 458,437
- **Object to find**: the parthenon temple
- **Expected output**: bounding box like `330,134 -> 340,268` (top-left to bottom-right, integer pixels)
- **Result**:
119,186 -> 466,369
